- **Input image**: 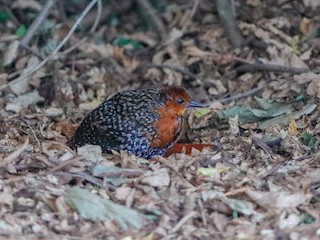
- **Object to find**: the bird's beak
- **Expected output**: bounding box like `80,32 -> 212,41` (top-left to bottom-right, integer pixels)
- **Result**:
188,100 -> 203,108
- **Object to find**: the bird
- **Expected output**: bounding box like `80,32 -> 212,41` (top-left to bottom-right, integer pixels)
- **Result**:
68,86 -> 203,159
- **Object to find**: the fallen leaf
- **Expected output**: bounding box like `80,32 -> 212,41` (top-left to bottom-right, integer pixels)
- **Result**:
288,119 -> 298,135
140,168 -> 170,187
258,103 -> 317,129
197,167 -> 229,176
246,190 -> 312,208
5,91 -> 44,113
3,40 -> 19,66
10,56 -> 40,95
65,187 -> 146,230
77,145 -> 104,162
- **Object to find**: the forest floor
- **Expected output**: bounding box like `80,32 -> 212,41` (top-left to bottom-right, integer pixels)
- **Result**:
0,0 -> 320,239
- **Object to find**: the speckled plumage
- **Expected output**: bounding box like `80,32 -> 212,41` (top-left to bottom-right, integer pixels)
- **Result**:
68,87 -> 200,159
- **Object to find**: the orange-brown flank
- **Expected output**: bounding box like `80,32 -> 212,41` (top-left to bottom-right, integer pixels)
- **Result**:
151,87 -> 192,148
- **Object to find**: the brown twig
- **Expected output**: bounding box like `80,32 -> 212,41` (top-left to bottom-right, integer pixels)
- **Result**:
20,0 -> 58,46
95,169 -> 144,178
181,0 -> 199,32
47,156 -> 84,174
236,63 -> 309,74
252,136 -> 275,158
197,198 -> 207,227
26,122 -> 41,148
295,155 -> 314,161
14,163 -> 46,171
217,0 -> 243,48
225,186 -> 252,196
135,0 -> 166,39
219,85 -> 265,103
52,171 -> 118,190
90,0 -> 102,33
169,211 -> 197,234
259,163 -> 281,179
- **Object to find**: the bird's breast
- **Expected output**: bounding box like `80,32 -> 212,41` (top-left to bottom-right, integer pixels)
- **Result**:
148,107 -> 184,148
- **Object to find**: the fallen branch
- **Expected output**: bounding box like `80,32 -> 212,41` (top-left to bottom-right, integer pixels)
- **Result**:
252,136 -> 275,158
217,0 -> 243,48
236,63 -> 309,74
47,156 -> 84,174
219,85 -> 265,103
181,0 -> 199,32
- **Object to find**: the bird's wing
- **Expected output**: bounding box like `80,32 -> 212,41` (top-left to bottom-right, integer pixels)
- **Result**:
72,103 -> 125,149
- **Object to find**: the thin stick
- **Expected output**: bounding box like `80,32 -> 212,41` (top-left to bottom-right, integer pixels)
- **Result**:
219,85 -> 265,103
252,136 -> 275,157
20,0 -> 58,46
90,0 -> 102,34
47,156 -> 84,174
217,0 -> 243,48
27,122 -> 41,148
181,0 -> 199,32
0,0 -> 98,91
197,198 -> 207,226
169,211 -> 197,233
259,163 -> 280,179
236,63 -> 309,74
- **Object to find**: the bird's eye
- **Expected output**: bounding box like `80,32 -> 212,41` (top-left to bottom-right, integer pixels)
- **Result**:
177,99 -> 185,104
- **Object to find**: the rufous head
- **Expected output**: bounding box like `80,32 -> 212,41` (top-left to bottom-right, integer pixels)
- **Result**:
163,86 -> 202,116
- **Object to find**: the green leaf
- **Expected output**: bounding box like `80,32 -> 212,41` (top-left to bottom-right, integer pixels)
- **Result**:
38,19 -> 55,34
150,0 -> 167,12
92,164 -> 130,186
194,108 -> 210,118
295,94 -> 305,101
41,39 -> 59,55
233,210 -> 239,219
216,106 -> 269,123
112,37 -> 143,50
300,212 -> 315,224
300,133 -> 316,148
143,209 -> 162,221
15,24 -> 27,38
65,187 -> 146,230
0,11 -> 11,22
222,197 -> 256,216
107,13 -> 120,27
254,97 -> 292,117
316,28 -> 320,38
258,104 -> 317,130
